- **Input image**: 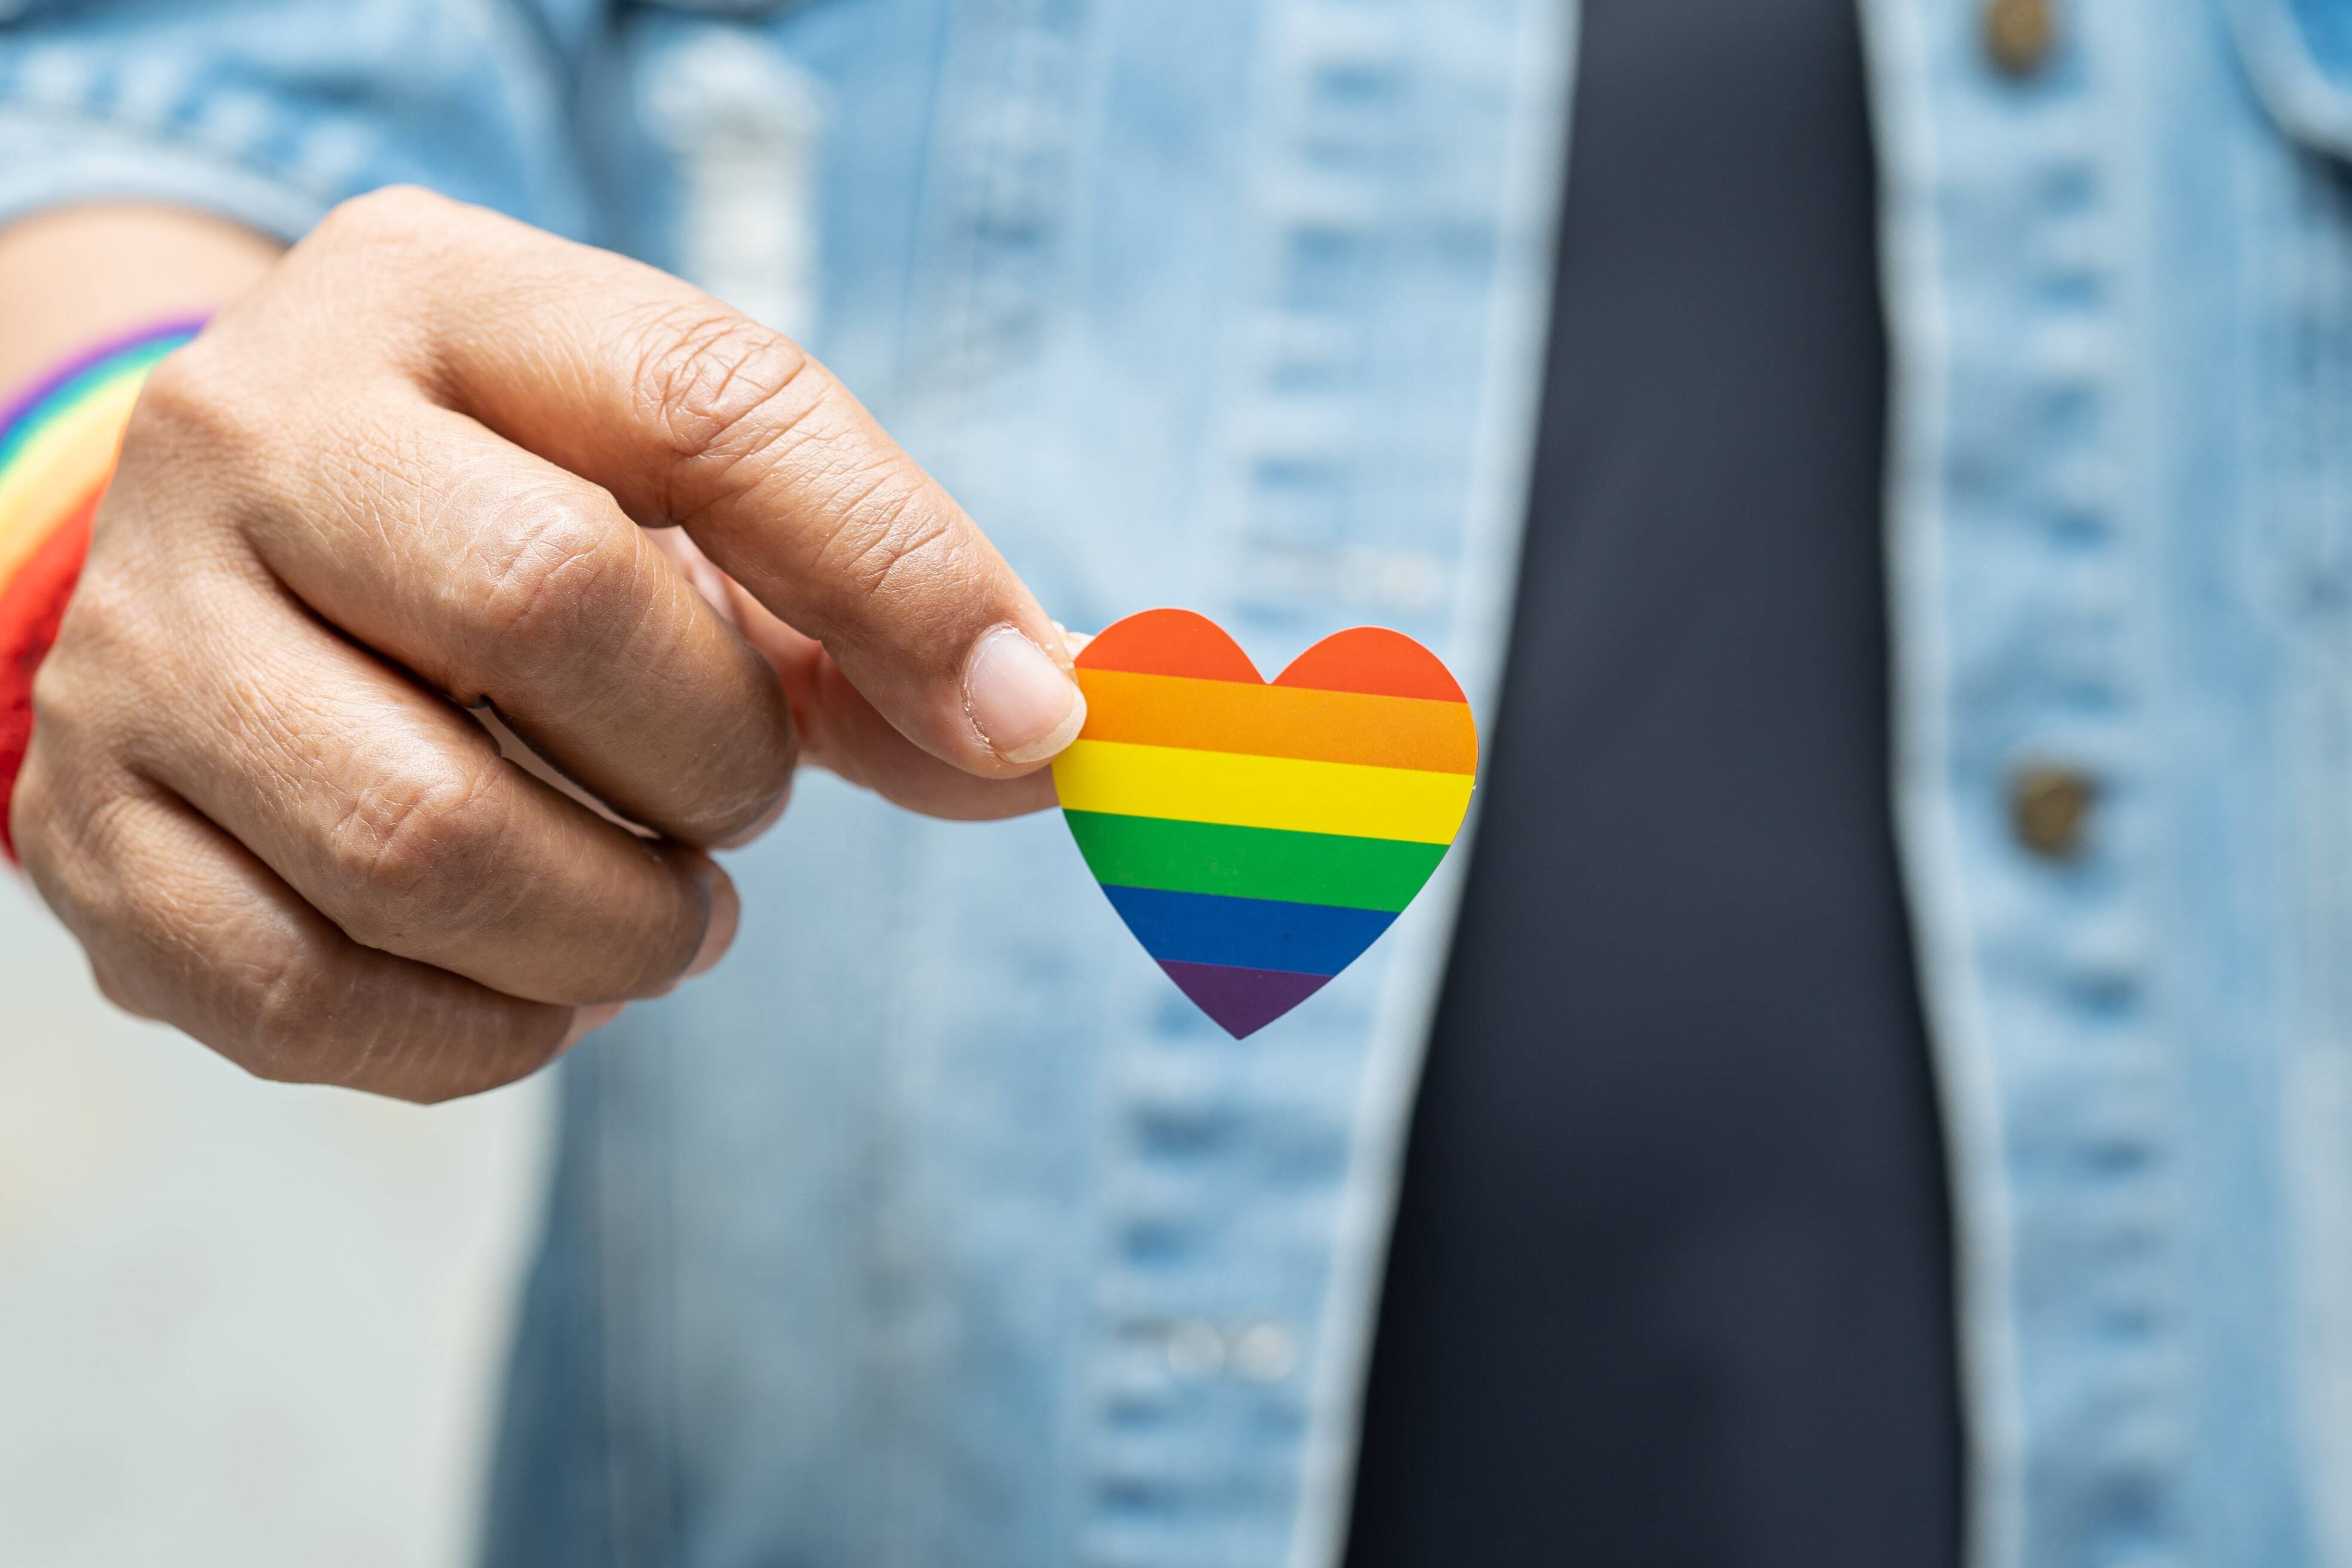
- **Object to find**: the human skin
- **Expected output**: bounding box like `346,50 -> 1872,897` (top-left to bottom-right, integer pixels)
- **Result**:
1,189 -> 1086,1102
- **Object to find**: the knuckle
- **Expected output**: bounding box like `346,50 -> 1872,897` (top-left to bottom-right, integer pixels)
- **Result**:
316,184 -> 457,247
234,947 -> 408,1092
469,496 -> 627,682
23,654 -> 78,755
129,347 -> 209,425
87,956 -> 154,1022
13,739 -> 137,909
299,186 -> 484,344
25,608 -> 121,737
80,921 -> 182,1026
30,581 -> 198,783
629,302 -> 813,470
122,337 -> 277,474
325,755 -> 517,947
229,945 -> 541,1103
237,953 -> 345,1083
128,342 -> 233,441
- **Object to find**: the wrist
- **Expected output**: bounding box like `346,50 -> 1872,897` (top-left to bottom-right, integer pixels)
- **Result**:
0,317 -> 206,858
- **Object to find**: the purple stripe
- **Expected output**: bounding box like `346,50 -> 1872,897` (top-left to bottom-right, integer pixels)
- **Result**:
0,316 -> 209,441
1157,960 -> 1336,1039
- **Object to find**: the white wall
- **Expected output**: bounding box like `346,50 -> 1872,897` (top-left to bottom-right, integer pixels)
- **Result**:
0,875 -> 550,1568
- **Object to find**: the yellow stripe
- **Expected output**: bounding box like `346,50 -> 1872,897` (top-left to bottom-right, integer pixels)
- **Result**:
0,380 -> 140,584
1051,739 -> 1475,844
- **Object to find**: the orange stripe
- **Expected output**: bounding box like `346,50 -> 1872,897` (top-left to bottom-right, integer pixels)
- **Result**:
1076,667 -> 1476,773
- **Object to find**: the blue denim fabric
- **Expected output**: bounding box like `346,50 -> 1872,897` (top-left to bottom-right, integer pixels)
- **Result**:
5,2 -> 2352,1564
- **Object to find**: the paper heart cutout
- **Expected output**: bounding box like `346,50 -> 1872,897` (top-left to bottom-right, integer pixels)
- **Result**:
1052,609 -> 1478,1037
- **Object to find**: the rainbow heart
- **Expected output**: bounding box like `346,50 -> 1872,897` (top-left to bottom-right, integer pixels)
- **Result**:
1052,610 -> 1478,1037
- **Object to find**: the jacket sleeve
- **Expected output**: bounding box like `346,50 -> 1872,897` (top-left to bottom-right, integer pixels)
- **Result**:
0,0 -> 599,242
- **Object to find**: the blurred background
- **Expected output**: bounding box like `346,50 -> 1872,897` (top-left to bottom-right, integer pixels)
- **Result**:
0,874 -> 549,1567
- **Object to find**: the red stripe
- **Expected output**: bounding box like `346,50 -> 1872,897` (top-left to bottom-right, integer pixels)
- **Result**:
0,483 -> 102,861
1078,608 -> 1468,703
1076,608 -> 1264,682
1273,626 -> 1467,703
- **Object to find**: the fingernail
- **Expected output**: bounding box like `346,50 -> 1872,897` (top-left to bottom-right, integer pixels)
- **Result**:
965,625 -> 1086,765
561,1002 -> 626,1050
687,863 -> 740,977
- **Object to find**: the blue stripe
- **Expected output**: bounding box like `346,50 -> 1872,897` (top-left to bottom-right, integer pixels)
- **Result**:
1100,884 -> 1396,976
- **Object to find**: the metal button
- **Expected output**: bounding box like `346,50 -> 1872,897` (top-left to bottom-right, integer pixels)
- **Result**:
1164,1319 -> 1227,1377
1232,1321 -> 1298,1383
1983,0 -> 2057,77
2009,763 -> 2096,860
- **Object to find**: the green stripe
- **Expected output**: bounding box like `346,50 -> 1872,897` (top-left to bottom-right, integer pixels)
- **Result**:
1064,810 -> 1448,912
0,341 -> 185,473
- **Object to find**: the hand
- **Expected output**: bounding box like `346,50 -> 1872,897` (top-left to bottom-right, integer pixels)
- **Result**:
10,188 -> 1086,1101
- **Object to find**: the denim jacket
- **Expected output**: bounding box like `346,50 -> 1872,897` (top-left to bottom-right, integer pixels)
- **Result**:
5,1 -> 2352,1564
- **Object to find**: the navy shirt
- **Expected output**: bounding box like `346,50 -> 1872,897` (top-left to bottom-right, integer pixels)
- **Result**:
1343,1 -> 1962,1561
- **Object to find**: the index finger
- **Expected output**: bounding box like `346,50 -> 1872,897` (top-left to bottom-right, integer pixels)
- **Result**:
321,188 -> 1086,777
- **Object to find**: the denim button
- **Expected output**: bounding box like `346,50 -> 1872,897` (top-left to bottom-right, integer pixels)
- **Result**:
1232,1321 -> 1297,1382
2009,762 -> 2097,860
1983,0 -> 2057,77
1165,1319 -> 1227,1377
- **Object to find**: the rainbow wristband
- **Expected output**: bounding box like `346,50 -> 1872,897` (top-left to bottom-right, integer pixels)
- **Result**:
0,317 -> 204,858
0,317 -> 204,584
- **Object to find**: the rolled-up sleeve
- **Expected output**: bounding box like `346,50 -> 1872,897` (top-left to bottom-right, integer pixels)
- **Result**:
0,0 -> 595,244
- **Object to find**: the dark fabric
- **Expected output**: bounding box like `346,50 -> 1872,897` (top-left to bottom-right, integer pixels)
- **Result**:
1341,1 -> 1962,1564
